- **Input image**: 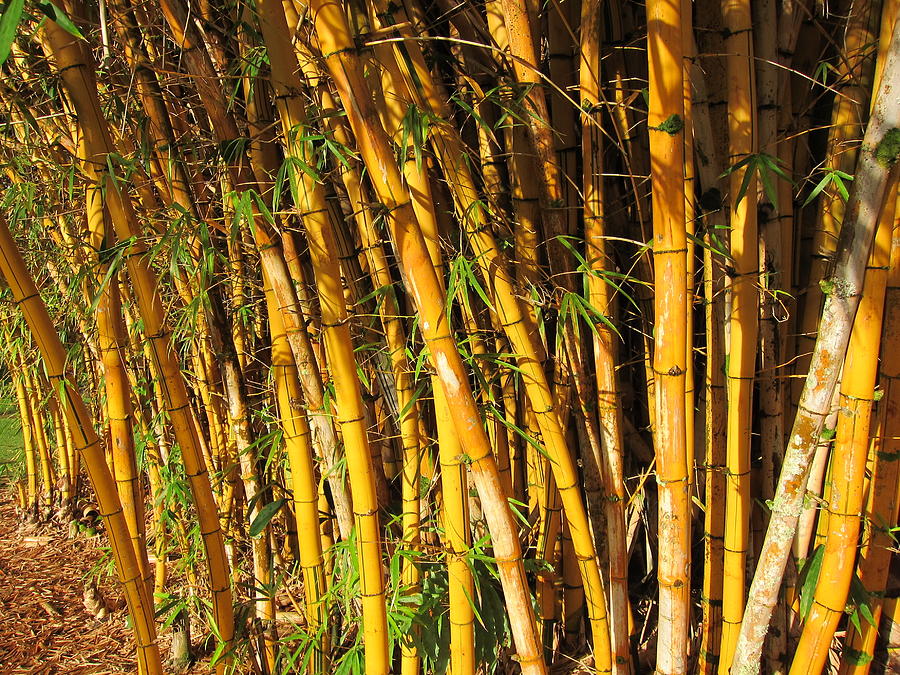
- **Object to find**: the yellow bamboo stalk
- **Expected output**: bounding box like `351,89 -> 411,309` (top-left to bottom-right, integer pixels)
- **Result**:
839,193 -> 900,675
255,4 -> 390,670
437,389 -> 476,675
0,213 -> 163,675
292,48 -> 425,666
156,0 -> 354,540
264,272 -> 329,672
96,274 -> 150,593
789,157 -> 893,675
13,354 -> 38,518
364,6 -> 613,667
26,364 -> 56,511
307,1 -> 546,671
580,0 -> 630,667
730,17 -> 900,672
719,2 -> 759,671
41,19 -> 234,666
646,1 -> 690,672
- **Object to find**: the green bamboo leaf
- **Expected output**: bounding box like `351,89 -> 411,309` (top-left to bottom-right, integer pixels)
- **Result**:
249,497 -> 287,537
0,0 -> 24,65
798,545 -> 825,619
803,172 -> 833,207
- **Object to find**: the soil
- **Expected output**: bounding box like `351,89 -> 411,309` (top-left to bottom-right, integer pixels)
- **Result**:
0,490 -> 149,674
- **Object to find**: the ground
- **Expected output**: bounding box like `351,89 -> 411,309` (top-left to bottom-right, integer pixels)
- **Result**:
0,490 -> 140,674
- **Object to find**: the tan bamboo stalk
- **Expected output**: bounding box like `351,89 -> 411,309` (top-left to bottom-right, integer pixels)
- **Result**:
264,273 -> 328,672
364,7 -> 613,667
41,19 -> 234,666
0,213 -> 163,675
26,361 -> 55,511
155,0 -> 354,540
255,5 -> 390,671
719,2 -> 759,670
752,1 -> 790,667
730,19 -> 900,673
580,0 -> 630,666
788,171 -> 892,675
646,0 -> 690,672
48,397 -> 71,513
307,2 -> 546,671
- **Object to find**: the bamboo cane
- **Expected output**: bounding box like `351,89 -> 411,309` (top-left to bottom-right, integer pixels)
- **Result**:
730,18 -> 900,673
839,185 -> 899,674
264,272 -> 329,672
41,18 -> 235,667
789,166 -> 892,675
306,1 -> 547,671
646,0 -> 691,672
581,0 -> 631,666
719,1 -> 759,670
0,213 -> 164,675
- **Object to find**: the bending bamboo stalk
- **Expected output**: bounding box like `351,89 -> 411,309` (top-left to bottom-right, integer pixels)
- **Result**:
0,213 -> 164,675
730,19 -> 900,674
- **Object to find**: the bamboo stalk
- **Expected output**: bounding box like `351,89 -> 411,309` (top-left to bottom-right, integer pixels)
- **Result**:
264,272 -> 329,672
307,1 -> 547,671
719,1 -> 759,670
41,18 -> 235,667
0,213 -> 163,675
789,163 -> 892,675
730,19 -> 900,673
646,1 -> 690,672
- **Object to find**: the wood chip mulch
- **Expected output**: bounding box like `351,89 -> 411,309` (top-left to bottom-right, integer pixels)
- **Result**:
0,491 -> 138,674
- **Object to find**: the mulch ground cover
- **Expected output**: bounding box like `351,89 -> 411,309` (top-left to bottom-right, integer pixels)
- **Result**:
0,491 -> 139,674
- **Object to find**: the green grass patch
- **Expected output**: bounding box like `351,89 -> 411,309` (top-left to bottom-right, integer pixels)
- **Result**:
0,411 -> 24,485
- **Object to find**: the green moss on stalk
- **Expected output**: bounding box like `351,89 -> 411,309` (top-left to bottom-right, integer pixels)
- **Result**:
652,114 -> 684,136
875,128 -> 900,167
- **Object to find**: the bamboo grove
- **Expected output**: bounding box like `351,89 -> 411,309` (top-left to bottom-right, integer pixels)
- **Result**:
0,0 -> 898,673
